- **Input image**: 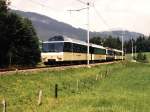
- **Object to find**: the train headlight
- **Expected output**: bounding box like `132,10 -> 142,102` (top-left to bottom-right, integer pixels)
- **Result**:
42,57 -> 47,62
57,56 -> 62,60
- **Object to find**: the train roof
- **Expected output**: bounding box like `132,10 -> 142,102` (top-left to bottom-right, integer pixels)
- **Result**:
105,47 -> 113,50
113,49 -> 123,53
91,44 -> 106,49
43,35 -> 108,50
44,35 -> 87,46
105,47 -> 123,52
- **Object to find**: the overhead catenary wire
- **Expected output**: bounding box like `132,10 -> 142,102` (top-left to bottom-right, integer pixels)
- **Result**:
10,0 -> 57,12
29,0 -> 56,11
76,0 -> 87,5
92,6 -> 114,35
69,0 -> 91,67
71,0 -> 115,38
92,4 -> 125,52
91,3 -> 125,54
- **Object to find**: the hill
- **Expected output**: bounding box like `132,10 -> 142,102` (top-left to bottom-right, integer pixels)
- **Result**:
13,10 -> 144,41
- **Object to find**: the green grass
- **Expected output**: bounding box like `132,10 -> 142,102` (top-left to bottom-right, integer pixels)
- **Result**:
0,62 -> 150,112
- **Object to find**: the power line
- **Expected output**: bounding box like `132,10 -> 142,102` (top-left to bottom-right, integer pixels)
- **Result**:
68,7 -> 87,12
76,0 -> 94,7
76,0 -> 87,5
11,0 -> 57,11
93,6 -> 111,31
92,6 -> 118,40
29,0 -> 56,11
68,1 -> 91,67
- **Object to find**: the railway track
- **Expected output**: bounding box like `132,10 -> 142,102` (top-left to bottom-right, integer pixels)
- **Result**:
0,61 -> 118,75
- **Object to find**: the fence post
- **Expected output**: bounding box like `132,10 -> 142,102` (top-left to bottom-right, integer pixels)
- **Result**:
38,90 -> 42,105
55,84 -> 58,98
2,99 -> 6,112
105,69 -> 108,77
76,80 -> 79,92
15,69 -> 18,74
96,74 -> 99,80
100,73 -> 103,79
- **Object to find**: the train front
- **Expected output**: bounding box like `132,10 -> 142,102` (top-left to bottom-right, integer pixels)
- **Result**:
41,41 -> 64,64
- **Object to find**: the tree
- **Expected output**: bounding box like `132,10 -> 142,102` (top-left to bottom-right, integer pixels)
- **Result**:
136,36 -> 145,52
136,52 -> 148,63
124,35 -> 150,53
90,35 -> 122,50
90,36 -> 103,45
0,0 -> 9,14
0,0 -> 9,67
0,0 -> 41,67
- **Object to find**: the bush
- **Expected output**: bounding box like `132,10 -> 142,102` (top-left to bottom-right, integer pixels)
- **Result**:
136,52 -> 148,63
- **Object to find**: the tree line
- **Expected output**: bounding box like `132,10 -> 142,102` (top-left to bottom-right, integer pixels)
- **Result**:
124,35 -> 150,53
0,0 -> 41,68
90,35 -> 150,53
90,36 -> 122,50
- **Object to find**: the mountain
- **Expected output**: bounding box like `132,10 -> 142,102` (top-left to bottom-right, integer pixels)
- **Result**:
98,30 -> 144,40
12,10 -> 144,41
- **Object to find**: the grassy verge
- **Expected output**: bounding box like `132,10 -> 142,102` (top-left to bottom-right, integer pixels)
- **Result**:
0,61 -> 150,112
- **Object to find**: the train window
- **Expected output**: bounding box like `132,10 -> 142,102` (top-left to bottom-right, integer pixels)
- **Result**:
63,42 -> 73,52
42,43 -> 49,52
42,42 -> 64,52
94,48 -> 106,54
72,43 -> 87,53
115,52 -> 122,56
90,46 -> 94,53
107,50 -> 114,55
80,45 -> 87,53
118,52 -> 122,56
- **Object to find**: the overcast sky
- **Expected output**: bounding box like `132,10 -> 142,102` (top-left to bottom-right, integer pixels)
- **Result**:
10,0 -> 150,35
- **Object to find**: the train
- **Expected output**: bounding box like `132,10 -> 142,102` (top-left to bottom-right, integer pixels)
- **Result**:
41,35 -> 124,65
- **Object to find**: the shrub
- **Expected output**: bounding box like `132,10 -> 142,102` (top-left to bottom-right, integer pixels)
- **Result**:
136,52 -> 148,63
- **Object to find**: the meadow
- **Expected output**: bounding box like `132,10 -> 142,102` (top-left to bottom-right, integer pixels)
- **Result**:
0,61 -> 150,112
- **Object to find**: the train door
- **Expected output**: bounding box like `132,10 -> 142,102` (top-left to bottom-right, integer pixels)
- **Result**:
90,46 -> 94,62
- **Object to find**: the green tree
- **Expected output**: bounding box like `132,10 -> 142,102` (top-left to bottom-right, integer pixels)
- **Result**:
136,52 -> 148,63
90,36 -> 103,45
0,0 -> 9,14
0,0 -> 41,67
0,0 -> 9,67
90,35 -> 122,50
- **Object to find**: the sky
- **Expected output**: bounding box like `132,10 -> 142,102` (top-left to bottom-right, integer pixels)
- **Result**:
10,0 -> 150,35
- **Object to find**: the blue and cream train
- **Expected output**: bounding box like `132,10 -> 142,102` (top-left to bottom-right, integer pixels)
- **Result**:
41,36 -> 124,64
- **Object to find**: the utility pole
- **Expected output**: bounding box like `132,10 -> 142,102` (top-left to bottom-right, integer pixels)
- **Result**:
121,31 -> 124,60
135,45 -> 137,57
68,1 -> 90,67
87,2 -> 90,67
131,37 -> 134,59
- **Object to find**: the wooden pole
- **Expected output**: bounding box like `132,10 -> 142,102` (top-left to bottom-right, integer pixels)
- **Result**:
2,99 -> 6,112
96,74 -> 98,80
100,74 -> 103,79
105,69 -> 108,77
76,80 -> 79,92
38,90 -> 42,105
55,84 -> 58,98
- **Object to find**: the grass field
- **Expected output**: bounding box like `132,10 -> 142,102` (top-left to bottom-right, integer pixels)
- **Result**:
0,61 -> 150,112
